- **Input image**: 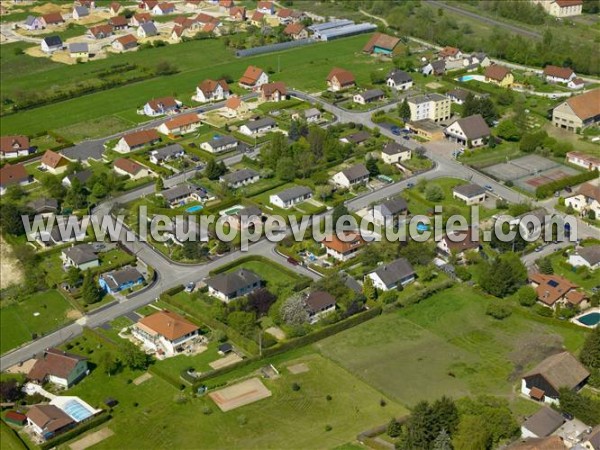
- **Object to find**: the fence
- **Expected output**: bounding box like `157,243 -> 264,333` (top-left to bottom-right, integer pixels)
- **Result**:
235,39 -> 316,58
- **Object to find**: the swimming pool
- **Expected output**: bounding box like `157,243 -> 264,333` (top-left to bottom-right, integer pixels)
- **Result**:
61,399 -> 95,422
577,312 -> 600,327
220,204 -> 244,216
457,75 -> 486,83
186,205 -> 203,213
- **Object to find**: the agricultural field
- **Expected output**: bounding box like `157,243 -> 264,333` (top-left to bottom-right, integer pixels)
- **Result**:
315,285 -> 588,409
0,290 -> 78,354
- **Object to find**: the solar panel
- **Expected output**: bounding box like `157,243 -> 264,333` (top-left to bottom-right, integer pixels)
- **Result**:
547,280 -> 559,287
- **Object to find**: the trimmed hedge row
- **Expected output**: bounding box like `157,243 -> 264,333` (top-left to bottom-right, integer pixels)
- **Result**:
164,285 -> 185,297
148,364 -> 185,390
39,412 -> 111,450
397,280 -> 455,308
535,169 -> 598,198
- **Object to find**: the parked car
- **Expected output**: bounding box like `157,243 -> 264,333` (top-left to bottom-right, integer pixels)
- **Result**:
391,126 -> 401,135
484,185 -> 494,192
287,257 -> 299,266
407,182 -> 414,188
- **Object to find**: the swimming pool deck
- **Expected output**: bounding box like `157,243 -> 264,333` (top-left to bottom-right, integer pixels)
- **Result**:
571,307 -> 600,329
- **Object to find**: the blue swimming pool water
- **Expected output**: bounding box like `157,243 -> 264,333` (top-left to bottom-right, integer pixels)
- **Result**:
577,312 -> 600,327
186,205 -> 203,213
416,223 -> 430,232
458,75 -> 476,82
63,400 -> 93,422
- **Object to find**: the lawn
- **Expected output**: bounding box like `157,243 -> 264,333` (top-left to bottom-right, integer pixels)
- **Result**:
2,34 -> 389,138
547,250 -> 600,290
0,290 -> 77,354
220,258 -> 305,295
458,142 -> 524,168
315,285 -> 588,409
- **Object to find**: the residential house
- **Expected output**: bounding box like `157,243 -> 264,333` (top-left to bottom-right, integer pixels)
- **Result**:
340,130 -> 371,145
463,52 -> 491,69
530,0 -> 583,17
62,169 -> 92,188
200,135 -> 239,154
227,206 -> 263,230
72,5 -> 89,20
568,77 -> 585,89
510,208 -> 549,241
386,69 -> 413,91
372,198 -> 408,226
23,16 -> 44,31
27,348 -> 88,388
75,0 -> 95,8
529,273 -> 589,309
353,89 -> 384,105
332,163 -> 370,189
41,12 -> 64,27
206,269 -> 262,302
277,8 -> 303,24
149,144 -> 185,164
140,0 -> 158,10
407,93 -> 451,122
113,158 -> 151,180
250,10 -> 264,26
160,183 -> 207,207
133,310 -> 199,356
219,0 -> 234,9
565,181 -> 600,218
543,65 -> 576,84
239,117 -> 276,136
568,245 -> 600,270
0,135 -> 31,159
41,36 -> 63,53
88,24 -> 113,39
99,267 -> 144,293
152,2 -> 175,15
437,228 -> 480,260
108,15 -> 129,30
256,1 -> 274,14
61,244 -> 99,270
0,163 -> 32,195
445,114 -> 491,147
305,291 -> 336,324
112,34 -> 138,51
260,82 -> 287,102
521,407 -> 565,439
40,150 -> 69,175
69,43 -> 89,59
447,88 -> 471,105
34,220 -> 86,247
380,142 -> 411,164
143,97 -> 180,116
421,59 -> 446,76
27,198 -> 59,217
322,231 -> 366,262
552,89 -> 600,132
452,183 -> 487,205
130,13 -> 152,27
115,129 -> 160,153
581,426 -> 600,450
195,12 -> 218,27
157,113 -> 201,135
26,405 -> 74,440
270,185 -> 312,209
367,257 -> 416,291
484,64 -> 514,87
292,108 -> 321,124
439,46 -> 463,61
326,67 -> 355,91
201,21 -> 219,35
283,22 -> 307,40
137,21 -> 158,38
239,65 -> 269,90
229,6 -> 246,21
362,32 -> 400,56
194,79 -> 230,102
521,351 -> 589,405
220,168 -> 260,188
408,119 -> 445,141
109,2 -> 121,16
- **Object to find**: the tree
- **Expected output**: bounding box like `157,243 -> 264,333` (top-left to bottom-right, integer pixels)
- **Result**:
425,185 -> 444,202
316,185 -> 333,201
366,157 -> 380,177
537,257 -> 554,274
81,271 -> 101,305
66,266 -> 82,287
417,177 -> 427,192
432,429 -> 452,450
403,401 -> 435,449
453,415 -> 491,450
486,299 -> 512,320
0,203 -> 26,235
204,158 -> 226,180
558,388 -> 600,426
580,327 -> 600,369
276,156 -> 296,181
495,119 -> 521,141
227,311 -> 257,337
414,146 -> 426,159
64,177 -> 87,209
399,240 -> 436,266
155,177 -> 165,192
480,254 -> 527,297
387,418 -> 402,438
120,341 -> 150,370
332,203 -> 349,228
431,396 -> 459,435
280,294 -> 309,325
42,175 -> 66,200
182,241 -> 206,261
247,288 -> 277,316
99,351 -> 119,376
362,276 -> 377,302
520,131 -> 546,153
288,119 -> 303,141
91,181 -> 109,199
517,285 -> 538,306
398,99 -> 411,121
0,379 -> 22,403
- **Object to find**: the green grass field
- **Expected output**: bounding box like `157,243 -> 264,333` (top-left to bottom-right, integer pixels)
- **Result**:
0,290 -> 76,354
315,285 -> 588,409
2,34 -> 389,139
222,258 -> 304,296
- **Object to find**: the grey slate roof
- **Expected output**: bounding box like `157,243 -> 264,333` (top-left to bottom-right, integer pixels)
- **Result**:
139,22 -> 158,36
61,142 -> 104,162
453,183 -> 486,198
387,69 -> 412,84
371,258 -> 415,288
522,407 -> 564,438
161,184 -> 206,202
205,135 -> 238,149
27,198 -> 59,213
447,88 -> 470,102
378,198 -> 408,216
43,36 -> 63,47
25,16 -> 38,26
303,107 -> 321,118
62,244 -> 98,265
523,351 -> 590,391
305,291 -> 336,314
343,130 -> 371,144
152,144 -> 184,160
102,267 -> 143,290
382,142 -> 410,155
221,168 -> 259,185
69,43 -> 89,53
244,117 -> 276,131
237,206 -> 262,217
358,89 -> 384,102
74,6 -> 89,17
206,269 -> 262,296
275,185 -> 312,202
430,59 -> 446,74
410,93 -> 447,104
65,169 -> 93,186
452,114 -> 490,140
576,245 -> 600,266
341,163 -> 369,181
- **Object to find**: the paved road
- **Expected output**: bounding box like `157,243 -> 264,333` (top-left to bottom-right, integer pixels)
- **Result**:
2,90 -> 598,370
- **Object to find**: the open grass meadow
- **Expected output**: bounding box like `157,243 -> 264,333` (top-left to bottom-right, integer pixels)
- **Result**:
0,290 -> 77,354
1,34 -> 390,138
315,285 -> 588,410
56,328 -> 406,450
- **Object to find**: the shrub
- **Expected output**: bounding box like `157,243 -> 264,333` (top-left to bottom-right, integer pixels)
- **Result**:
325,424 -> 333,432
517,285 -> 538,307
486,300 -> 512,320
292,382 -> 301,391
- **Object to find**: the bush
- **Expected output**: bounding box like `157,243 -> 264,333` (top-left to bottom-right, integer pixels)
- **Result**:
517,285 -> 538,307
486,300 -> 512,320
292,382 -> 301,391
534,304 -> 553,317
536,170 -> 598,198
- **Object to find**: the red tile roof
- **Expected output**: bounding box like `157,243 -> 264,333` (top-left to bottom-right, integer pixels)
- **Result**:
225,95 -> 242,109
322,231 -> 366,254
196,12 -> 217,24
198,78 -> 229,96
110,2 -> 121,13
260,81 -> 287,97
229,6 -> 245,17
41,149 -> 67,169
327,67 -> 355,86
439,46 -> 460,58
109,16 -> 128,27
0,135 -> 29,154
114,157 -> 145,175
115,34 -> 137,47
529,273 -> 578,306
133,12 -> 152,23
543,65 -> 574,80
137,310 -> 199,341
484,64 -> 512,81
240,65 -> 265,85
163,113 -> 200,130
42,12 -> 64,24
89,24 -> 113,37
556,0 -> 582,7
283,22 -> 305,36
27,348 -> 86,381
251,11 -> 264,21
0,163 -> 29,187
564,88 -> 600,121
122,129 -> 160,147
146,96 -> 178,112
363,32 -> 400,53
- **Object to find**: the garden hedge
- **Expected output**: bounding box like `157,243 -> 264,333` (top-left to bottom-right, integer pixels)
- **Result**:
535,169 -> 598,198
